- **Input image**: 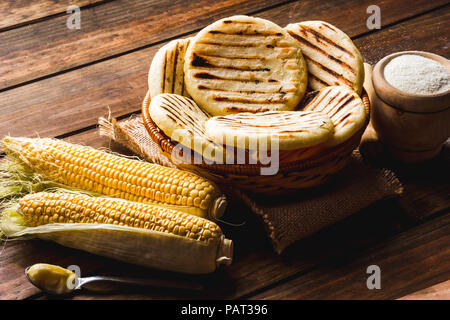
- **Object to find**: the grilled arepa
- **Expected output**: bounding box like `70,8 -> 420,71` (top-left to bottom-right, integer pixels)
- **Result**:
303,86 -> 366,146
184,15 -> 308,116
148,38 -> 192,98
204,111 -> 334,151
285,21 -> 364,95
148,93 -> 225,161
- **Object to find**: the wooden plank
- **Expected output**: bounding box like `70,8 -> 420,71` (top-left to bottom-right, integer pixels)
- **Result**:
398,280 -> 450,300
1,1 -> 449,144
0,0 -> 105,30
396,150 -> 450,221
250,212 -> 450,300
0,0 -> 288,89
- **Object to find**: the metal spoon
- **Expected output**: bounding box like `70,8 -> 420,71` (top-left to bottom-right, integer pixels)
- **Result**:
25,266 -> 203,296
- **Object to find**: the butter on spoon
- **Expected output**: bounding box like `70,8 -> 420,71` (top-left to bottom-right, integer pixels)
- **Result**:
25,264 -> 77,295
25,263 -> 203,296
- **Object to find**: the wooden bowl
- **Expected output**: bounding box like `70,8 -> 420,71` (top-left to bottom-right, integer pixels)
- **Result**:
142,90 -> 371,194
371,51 -> 450,162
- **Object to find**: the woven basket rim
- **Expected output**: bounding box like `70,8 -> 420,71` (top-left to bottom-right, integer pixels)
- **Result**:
142,89 -> 371,174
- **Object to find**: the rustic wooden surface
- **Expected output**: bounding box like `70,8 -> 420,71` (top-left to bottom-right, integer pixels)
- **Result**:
398,280 -> 450,300
0,0 -> 449,300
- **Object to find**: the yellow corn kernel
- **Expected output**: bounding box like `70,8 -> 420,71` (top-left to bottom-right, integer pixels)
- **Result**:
2,137 -> 226,219
19,192 -> 223,244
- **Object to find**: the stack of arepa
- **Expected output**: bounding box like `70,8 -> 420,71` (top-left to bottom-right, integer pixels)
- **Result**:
143,15 -> 369,190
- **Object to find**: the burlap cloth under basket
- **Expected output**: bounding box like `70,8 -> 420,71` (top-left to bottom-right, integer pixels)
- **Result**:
99,116 -> 403,253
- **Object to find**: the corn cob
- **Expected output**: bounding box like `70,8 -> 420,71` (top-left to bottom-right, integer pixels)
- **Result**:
20,192 -> 221,242
1,137 -> 226,220
1,192 -> 233,274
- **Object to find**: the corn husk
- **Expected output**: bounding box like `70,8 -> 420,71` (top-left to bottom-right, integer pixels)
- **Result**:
0,149 -> 227,220
0,138 -> 227,220
0,200 -> 233,275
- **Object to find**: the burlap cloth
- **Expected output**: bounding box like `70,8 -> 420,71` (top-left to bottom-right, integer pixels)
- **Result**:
99,116 -> 403,254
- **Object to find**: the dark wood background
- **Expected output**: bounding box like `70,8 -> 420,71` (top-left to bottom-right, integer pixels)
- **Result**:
0,0 -> 449,300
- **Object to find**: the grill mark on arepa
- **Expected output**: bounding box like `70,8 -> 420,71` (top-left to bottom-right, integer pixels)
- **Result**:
197,41 -> 294,49
321,23 -> 337,32
171,41 -> 179,93
159,101 -> 206,137
162,51 -> 167,92
197,85 -> 296,95
166,114 -> 178,123
181,40 -> 190,96
181,75 -> 185,96
300,26 -> 354,57
194,72 -> 219,79
309,87 -> 332,107
287,30 -> 355,74
191,53 -> 212,67
213,122 -> 309,132
308,74 -> 329,87
163,96 -> 198,122
336,120 -> 350,128
191,54 -> 270,72
212,96 -> 288,104
212,114 -> 326,133
192,53 -> 272,62
208,30 -> 283,37
328,95 -> 355,118
193,72 -> 268,83
197,41 -> 260,48
335,112 -> 351,125
222,20 -> 257,25
306,58 -> 353,87
317,92 -> 348,114
225,106 -> 271,113
194,53 -> 269,60
167,94 -> 209,119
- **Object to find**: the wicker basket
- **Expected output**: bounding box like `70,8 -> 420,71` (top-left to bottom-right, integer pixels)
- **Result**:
142,90 -> 371,194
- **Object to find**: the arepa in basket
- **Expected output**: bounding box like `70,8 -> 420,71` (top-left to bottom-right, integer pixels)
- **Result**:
144,16 -> 370,194
204,110 -> 334,151
184,15 -> 308,116
148,37 -> 192,98
142,87 -> 370,193
285,21 -> 365,94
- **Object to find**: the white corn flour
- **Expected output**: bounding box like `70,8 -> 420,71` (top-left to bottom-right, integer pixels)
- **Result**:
384,54 -> 450,95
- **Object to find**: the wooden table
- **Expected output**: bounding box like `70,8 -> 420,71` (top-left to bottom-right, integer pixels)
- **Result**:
0,0 -> 449,300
